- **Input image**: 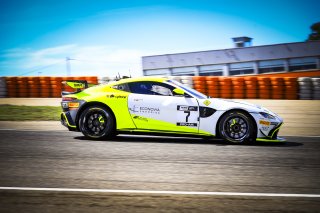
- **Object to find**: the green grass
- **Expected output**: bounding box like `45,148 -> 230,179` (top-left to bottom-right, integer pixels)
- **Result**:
0,105 -> 62,121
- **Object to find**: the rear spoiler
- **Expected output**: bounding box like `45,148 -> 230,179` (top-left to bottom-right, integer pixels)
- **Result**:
61,80 -> 94,96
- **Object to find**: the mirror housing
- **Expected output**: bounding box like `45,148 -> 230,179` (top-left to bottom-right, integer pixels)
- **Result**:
173,88 -> 185,96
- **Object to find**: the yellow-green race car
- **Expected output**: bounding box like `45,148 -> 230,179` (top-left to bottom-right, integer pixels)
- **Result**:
61,77 -> 284,144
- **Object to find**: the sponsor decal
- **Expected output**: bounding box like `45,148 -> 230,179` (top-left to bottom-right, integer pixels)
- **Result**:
259,120 -> 270,126
140,107 -> 160,114
203,100 -> 211,106
106,94 -> 127,99
133,115 -> 148,122
73,83 -> 83,88
261,126 -> 269,131
177,122 -> 198,127
129,105 -> 160,114
134,99 -> 143,102
66,82 -> 85,89
68,102 -> 80,108
270,122 -> 278,126
177,105 -> 198,111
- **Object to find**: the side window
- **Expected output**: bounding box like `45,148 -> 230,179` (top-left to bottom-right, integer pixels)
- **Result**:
112,83 -> 130,92
128,82 -> 174,96
150,84 -> 173,96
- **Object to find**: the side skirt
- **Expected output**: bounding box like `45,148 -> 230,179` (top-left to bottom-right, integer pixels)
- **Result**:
117,129 -> 214,139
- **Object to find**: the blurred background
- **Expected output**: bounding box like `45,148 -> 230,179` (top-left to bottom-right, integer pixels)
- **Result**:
1,0 -> 319,76
0,0 -> 319,99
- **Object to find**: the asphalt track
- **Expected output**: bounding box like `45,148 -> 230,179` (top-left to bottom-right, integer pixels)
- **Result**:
0,129 -> 319,212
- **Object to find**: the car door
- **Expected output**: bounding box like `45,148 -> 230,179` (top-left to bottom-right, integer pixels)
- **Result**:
127,81 -> 199,133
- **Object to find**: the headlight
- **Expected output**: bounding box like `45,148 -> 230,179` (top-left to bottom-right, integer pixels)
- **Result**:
259,112 -> 275,119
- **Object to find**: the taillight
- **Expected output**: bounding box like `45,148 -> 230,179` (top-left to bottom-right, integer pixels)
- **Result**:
62,97 -> 77,101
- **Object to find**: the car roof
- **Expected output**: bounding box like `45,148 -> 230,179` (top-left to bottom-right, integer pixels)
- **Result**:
109,76 -> 169,85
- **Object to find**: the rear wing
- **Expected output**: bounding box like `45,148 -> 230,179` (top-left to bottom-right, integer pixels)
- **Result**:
62,80 -> 94,96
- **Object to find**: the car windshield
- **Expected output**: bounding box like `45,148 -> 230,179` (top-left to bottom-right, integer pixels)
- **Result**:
166,79 -> 207,99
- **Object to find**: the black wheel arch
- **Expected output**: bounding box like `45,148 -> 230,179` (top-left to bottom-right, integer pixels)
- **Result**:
75,101 -> 116,131
215,108 -> 257,139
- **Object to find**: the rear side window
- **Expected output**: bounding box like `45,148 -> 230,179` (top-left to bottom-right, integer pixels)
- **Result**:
112,83 -> 130,92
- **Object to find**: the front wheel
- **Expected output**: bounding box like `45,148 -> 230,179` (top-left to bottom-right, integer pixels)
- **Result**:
79,106 -> 115,139
218,111 -> 256,144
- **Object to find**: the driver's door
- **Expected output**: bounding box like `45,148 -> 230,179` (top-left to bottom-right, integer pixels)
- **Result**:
127,81 -> 199,133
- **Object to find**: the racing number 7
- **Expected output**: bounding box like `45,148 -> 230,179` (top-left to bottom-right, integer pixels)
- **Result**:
184,111 -> 190,122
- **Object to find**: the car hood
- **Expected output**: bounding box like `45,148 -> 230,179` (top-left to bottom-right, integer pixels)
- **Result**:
209,98 -> 275,115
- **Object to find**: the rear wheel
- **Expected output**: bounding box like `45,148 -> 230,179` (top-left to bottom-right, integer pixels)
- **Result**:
79,106 -> 115,139
218,111 -> 256,144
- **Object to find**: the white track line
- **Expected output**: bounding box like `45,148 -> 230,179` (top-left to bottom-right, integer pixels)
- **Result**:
0,187 -> 319,198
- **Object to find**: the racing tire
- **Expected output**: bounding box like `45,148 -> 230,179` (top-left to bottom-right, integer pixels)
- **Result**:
79,106 -> 115,139
218,111 -> 256,144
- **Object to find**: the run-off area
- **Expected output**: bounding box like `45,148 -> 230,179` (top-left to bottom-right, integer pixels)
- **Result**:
0,130 -> 319,212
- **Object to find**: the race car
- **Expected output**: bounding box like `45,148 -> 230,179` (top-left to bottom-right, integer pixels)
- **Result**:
60,77 -> 284,144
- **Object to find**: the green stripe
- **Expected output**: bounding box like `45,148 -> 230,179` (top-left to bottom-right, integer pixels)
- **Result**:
256,137 -> 286,142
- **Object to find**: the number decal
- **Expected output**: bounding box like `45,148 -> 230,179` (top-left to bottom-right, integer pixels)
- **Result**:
177,105 -> 198,127
184,111 -> 190,122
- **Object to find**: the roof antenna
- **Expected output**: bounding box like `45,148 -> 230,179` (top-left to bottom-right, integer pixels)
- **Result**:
118,72 -> 121,79
129,69 -> 132,78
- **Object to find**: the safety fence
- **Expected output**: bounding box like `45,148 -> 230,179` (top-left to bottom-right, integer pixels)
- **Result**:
0,75 -> 319,100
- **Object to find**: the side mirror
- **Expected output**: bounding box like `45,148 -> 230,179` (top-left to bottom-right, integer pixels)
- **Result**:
173,88 -> 185,96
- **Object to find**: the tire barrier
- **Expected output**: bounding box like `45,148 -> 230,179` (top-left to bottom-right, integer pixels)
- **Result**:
312,78 -> 320,100
284,77 -> 298,100
28,76 -> 40,97
0,77 -> 7,98
244,77 -> 258,99
206,76 -> 219,98
193,76 -> 207,94
231,77 -> 244,99
6,77 -> 18,97
270,77 -> 284,99
1,75 -> 319,99
257,77 -> 271,99
219,77 -> 232,99
298,77 -> 313,100
191,76 -> 320,100
2,76 -> 98,98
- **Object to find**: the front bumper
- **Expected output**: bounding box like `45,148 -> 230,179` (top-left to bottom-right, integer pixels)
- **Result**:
251,112 -> 285,142
256,122 -> 286,142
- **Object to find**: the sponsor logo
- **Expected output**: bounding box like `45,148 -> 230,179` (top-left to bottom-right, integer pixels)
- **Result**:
259,120 -> 270,126
133,115 -> 148,122
129,105 -> 160,114
106,94 -> 127,99
140,107 -> 160,114
177,122 -> 198,127
73,83 -> 83,87
203,100 -> 211,106
177,105 -> 198,111
68,102 -> 80,108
